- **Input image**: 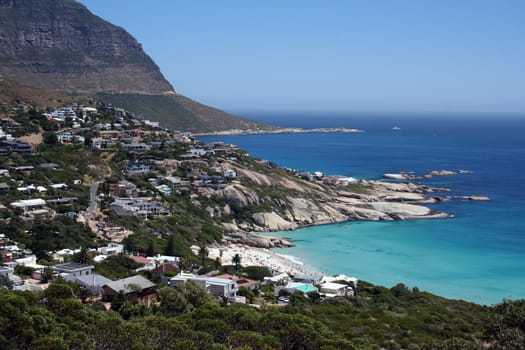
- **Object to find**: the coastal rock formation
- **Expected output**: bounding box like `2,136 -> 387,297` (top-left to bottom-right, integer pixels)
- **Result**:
465,195 -> 490,201
383,173 -> 421,180
368,202 -> 446,219
251,212 -> 298,231
218,185 -> 260,207
222,232 -> 294,248
213,159 -> 455,234
424,169 -> 472,178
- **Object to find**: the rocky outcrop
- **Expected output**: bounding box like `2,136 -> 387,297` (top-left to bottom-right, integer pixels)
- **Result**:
251,212 -> 298,231
383,173 -> 421,180
424,169 -> 472,178
218,185 -> 260,207
464,195 -> 490,201
222,232 -> 294,248
209,158 -> 489,238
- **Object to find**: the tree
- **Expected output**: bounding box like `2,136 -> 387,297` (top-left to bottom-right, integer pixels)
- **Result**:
14,264 -> 35,278
178,257 -> 190,272
146,240 -> 155,257
72,247 -> 92,265
164,234 -> 176,256
43,131 -> 58,144
0,274 -> 13,290
237,287 -> 256,304
232,253 -> 241,271
40,267 -> 54,283
214,257 -> 221,271
198,245 -> 208,266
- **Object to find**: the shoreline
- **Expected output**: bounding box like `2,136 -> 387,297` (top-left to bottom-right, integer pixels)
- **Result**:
198,243 -> 320,276
193,127 -> 364,137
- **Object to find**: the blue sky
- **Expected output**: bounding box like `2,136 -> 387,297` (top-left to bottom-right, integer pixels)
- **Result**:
79,0 -> 524,115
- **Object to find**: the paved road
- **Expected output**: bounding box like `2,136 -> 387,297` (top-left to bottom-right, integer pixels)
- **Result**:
87,182 -> 99,214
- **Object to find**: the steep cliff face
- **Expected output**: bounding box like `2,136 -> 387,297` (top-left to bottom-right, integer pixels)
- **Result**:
0,0 -> 273,132
0,0 -> 173,94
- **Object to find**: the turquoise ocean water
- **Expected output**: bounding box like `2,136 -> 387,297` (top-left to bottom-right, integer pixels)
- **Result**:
200,113 -> 525,305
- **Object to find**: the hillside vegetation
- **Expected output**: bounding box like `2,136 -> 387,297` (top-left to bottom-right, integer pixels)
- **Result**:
1,279 -> 524,349
94,93 -> 272,133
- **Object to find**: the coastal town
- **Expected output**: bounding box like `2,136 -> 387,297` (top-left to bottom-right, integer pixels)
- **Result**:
0,0 -> 520,347
0,101 -> 366,307
0,100 -> 492,309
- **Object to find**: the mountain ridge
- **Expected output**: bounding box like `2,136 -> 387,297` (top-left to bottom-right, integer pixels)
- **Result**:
0,0 -> 174,95
0,0 -> 272,132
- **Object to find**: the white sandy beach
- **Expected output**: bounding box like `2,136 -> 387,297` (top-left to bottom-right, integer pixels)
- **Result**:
193,244 -> 316,275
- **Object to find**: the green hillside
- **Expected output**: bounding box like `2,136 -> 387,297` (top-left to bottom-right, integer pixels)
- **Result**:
94,93 -> 273,133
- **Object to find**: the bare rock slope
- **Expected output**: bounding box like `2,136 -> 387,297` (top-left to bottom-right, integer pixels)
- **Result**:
215,160 -> 449,234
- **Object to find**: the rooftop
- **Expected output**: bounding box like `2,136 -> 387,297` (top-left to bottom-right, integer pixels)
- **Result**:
52,262 -> 94,272
104,275 -> 156,294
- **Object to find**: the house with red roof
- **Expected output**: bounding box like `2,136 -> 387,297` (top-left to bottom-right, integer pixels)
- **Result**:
214,274 -> 259,290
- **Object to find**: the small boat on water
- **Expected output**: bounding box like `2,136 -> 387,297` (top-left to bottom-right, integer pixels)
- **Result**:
392,126 -> 401,131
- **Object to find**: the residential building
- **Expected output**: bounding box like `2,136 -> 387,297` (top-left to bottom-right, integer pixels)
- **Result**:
214,274 -> 259,290
47,197 -> 77,205
10,198 -> 47,215
64,273 -> 113,296
168,274 -> 239,300
91,137 -> 118,150
320,282 -> 354,297
40,163 -> 60,170
57,133 -> 85,145
51,262 -> 94,278
155,184 -> 172,196
102,275 -> 157,304
1,140 -> 31,154
223,169 -> 237,178
283,282 -> 319,295
122,143 -> 151,152
0,266 -> 23,286
51,107 -> 77,121
187,148 -> 207,157
97,243 -> 124,256
110,198 -> 169,219
124,161 -> 150,175
110,180 -> 138,198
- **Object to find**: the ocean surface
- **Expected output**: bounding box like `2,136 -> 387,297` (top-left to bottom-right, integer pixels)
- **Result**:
200,112 -> 525,305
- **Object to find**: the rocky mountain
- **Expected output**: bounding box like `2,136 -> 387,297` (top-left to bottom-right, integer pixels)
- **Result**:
0,0 -> 271,132
0,0 -> 173,94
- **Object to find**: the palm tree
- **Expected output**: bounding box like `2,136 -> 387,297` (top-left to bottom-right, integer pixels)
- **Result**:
232,253 -> 241,271
198,245 -> 208,266
178,257 -> 190,272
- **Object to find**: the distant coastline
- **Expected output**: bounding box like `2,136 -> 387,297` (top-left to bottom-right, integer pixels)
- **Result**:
194,127 -> 364,136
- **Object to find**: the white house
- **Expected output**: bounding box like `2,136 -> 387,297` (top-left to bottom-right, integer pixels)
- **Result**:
51,107 -> 77,121
10,198 -> 47,215
223,169 -> 236,178
320,282 -> 354,297
51,262 -> 94,278
97,243 -> 124,256
14,255 -> 44,269
168,274 -> 239,300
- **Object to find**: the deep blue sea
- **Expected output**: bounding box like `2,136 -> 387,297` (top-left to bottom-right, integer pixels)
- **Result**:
200,112 -> 525,305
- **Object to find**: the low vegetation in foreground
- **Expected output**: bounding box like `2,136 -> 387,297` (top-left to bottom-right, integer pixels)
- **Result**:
1,278 -> 524,349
